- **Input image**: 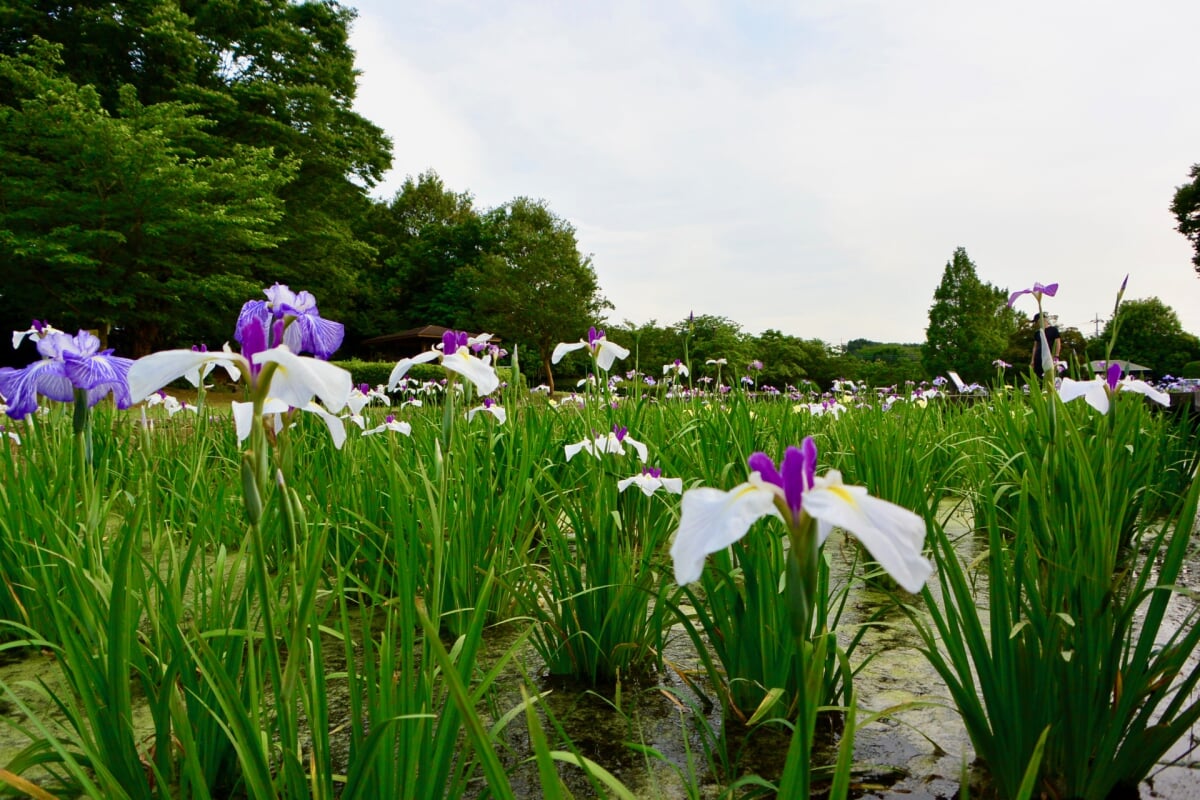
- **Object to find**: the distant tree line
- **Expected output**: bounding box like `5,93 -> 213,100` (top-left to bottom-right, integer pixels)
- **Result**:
3,4 -> 1198,389
922,247 -> 1200,383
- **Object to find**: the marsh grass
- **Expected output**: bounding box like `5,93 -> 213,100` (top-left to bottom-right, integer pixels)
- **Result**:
0,381 -> 1197,798
520,455 -> 675,683
915,389 -> 1200,799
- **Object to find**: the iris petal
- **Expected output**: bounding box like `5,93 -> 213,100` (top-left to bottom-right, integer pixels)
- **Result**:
387,351 -> 440,390
235,302 -> 270,347
747,452 -> 782,488
1105,363 -> 1122,391
129,350 -> 250,405
552,341 -> 588,364
299,401 -> 347,449
803,471 -> 931,593
1119,379 -> 1169,406
63,351 -> 134,409
779,441 -> 815,514
0,360 -> 72,419
595,340 -> 630,372
284,314 -> 345,359
621,434 -> 649,462
1058,378 -> 1110,414
467,403 -> 507,423
670,483 -> 781,585
253,347 -> 352,413
441,351 -> 501,395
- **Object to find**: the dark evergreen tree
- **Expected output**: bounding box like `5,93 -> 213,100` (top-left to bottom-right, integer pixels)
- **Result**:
922,247 -> 1017,384
361,171 -> 485,338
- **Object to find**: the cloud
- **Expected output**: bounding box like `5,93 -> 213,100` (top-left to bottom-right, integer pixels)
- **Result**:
349,0 -> 1200,343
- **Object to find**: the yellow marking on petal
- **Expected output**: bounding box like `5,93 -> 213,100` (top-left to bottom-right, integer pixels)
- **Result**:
828,485 -> 858,506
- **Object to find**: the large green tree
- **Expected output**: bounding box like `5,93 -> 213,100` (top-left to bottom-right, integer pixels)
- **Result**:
752,330 -> 839,390
356,171 -> 485,340
467,198 -> 609,392
683,314 -> 752,378
181,0 -> 390,319
0,42 -> 293,355
922,247 -> 1016,384
1097,296 -> 1200,377
841,340 -> 927,388
0,0 -> 391,340
1171,163 -> 1200,274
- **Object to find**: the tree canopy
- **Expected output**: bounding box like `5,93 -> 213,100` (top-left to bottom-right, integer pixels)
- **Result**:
1171,163 -> 1200,275
466,198 -> 610,392
353,170 -> 484,342
922,247 -> 1017,384
1099,296 -> 1200,377
0,1 -> 391,350
0,41 -> 293,355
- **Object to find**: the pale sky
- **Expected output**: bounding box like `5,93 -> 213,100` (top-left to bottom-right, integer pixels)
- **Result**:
346,0 -> 1200,345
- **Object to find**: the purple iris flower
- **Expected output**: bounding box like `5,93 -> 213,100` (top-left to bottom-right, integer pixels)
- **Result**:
236,312 -> 270,378
613,424 -> 628,441
643,466 -> 662,478
1007,281 -> 1059,308
0,329 -> 133,420
11,319 -> 60,350
442,330 -> 470,353
1106,362 -> 1122,390
234,283 -> 344,360
747,438 -> 818,523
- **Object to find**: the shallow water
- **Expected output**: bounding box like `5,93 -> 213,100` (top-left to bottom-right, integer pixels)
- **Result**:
480,501 -> 1200,799
3,506 -> 1200,799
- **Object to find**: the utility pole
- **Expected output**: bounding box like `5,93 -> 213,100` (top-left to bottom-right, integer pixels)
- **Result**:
1090,313 -> 1105,338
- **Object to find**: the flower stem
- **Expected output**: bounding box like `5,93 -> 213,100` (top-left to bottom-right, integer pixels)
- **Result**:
785,515 -> 819,642
72,387 -> 92,467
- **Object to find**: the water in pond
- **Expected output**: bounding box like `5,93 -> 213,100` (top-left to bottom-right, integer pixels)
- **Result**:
472,502 -> 1200,798
2,503 -> 1199,798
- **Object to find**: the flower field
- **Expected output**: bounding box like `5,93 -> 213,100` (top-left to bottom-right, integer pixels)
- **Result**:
1,285 -> 1199,799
